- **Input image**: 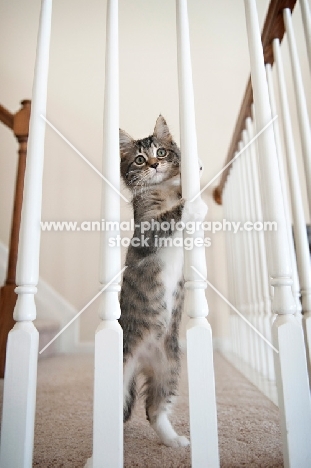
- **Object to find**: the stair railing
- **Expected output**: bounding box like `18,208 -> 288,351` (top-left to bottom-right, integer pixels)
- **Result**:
214,0 -> 311,465
0,100 -> 31,378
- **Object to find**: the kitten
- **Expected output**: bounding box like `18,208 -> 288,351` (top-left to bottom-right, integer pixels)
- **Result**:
119,115 -> 189,448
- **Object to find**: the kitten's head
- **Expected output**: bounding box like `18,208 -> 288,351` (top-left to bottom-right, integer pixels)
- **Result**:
120,116 -> 180,190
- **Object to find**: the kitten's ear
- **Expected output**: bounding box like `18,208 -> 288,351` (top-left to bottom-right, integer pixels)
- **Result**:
119,128 -> 134,158
153,115 -> 172,142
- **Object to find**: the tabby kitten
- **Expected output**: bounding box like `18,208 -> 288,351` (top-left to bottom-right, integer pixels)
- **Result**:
119,115 -> 189,447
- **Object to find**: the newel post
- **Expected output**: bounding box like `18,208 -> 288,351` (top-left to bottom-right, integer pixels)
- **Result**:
244,1 -> 311,466
0,1 -> 52,467
0,100 -> 31,378
176,1 -> 219,466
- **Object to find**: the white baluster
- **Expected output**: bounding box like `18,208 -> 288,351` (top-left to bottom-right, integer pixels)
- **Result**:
236,153 -> 249,366
300,0 -> 311,74
233,173 -> 243,364
0,1 -> 52,467
273,37 -> 311,377
226,166 -> 241,361
244,1 -> 311,466
222,187 -> 231,346
242,129 -> 262,378
176,1 -> 219,466
236,143 -> 253,367
91,1 -> 123,467
251,104 -> 275,307
223,178 -> 238,357
246,116 -> 274,382
224,172 -> 245,367
245,124 -> 264,378
265,63 -> 301,317
230,163 -> 241,364
229,168 -> 244,363
283,8 -> 311,215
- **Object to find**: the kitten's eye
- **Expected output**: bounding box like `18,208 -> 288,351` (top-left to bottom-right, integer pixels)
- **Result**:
135,155 -> 146,165
156,148 -> 167,158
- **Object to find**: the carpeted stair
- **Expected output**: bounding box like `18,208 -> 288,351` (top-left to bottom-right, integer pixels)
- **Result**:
0,351 -> 283,467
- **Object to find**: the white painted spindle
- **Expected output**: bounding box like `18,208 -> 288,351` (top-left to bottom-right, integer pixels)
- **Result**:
300,0 -> 311,74
244,130 -> 264,376
91,1 -> 123,467
284,8 -> 311,215
232,155 -> 248,366
222,185 -> 234,350
249,125 -> 267,383
0,1 -> 52,467
236,145 -> 252,366
244,1 -> 311,466
245,116 -> 274,383
265,63 -> 301,317
228,163 -> 240,361
225,168 -> 241,360
273,37 -> 311,375
176,1 -> 219,466
250,104 -> 274,301
223,179 -> 239,358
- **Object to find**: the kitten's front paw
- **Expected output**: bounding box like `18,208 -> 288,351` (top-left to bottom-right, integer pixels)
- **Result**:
84,456 -> 93,468
182,197 -> 208,223
163,435 -> 190,448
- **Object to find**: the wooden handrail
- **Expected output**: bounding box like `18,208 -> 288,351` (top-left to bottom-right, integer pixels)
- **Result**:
0,104 -> 14,130
0,99 -> 31,377
213,0 -> 297,205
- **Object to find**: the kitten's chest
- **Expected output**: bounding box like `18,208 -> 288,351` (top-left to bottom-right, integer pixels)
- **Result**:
156,187 -> 183,319
158,231 -> 183,320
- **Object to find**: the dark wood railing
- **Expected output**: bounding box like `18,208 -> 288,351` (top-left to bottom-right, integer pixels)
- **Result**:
213,0 -> 297,205
0,100 -> 30,377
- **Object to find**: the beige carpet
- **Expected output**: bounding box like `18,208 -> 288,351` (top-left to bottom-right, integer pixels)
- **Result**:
0,351 -> 283,467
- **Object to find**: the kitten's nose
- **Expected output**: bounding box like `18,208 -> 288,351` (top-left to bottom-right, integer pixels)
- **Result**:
150,162 -> 159,169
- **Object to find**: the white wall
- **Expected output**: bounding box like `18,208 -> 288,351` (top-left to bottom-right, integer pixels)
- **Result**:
0,0 -> 310,345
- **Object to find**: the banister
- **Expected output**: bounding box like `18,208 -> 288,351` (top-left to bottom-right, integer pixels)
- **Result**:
0,99 -> 31,377
213,0 -> 297,205
0,104 -> 14,130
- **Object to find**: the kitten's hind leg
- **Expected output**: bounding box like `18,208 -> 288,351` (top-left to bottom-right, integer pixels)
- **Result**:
144,374 -> 189,448
123,356 -> 138,422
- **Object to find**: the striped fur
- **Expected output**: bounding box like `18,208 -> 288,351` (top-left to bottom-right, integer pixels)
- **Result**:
119,116 -> 189,447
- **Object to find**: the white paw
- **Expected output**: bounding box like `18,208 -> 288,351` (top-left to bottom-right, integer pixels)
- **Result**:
84,456 -> 93,468
163,435 -> 190,448
182,198 -> 208,223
